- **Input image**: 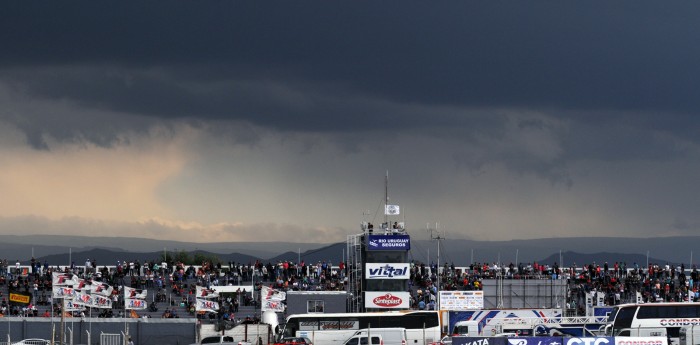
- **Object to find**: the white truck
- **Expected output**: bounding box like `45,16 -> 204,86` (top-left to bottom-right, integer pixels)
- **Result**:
449,308 -> 562,337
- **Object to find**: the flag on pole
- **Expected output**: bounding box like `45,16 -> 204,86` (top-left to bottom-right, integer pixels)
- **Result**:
261,286 -> 286,302
93,295 -> 113,309
124,286 -> 147,300
72,292 -> 94,307
125,298 -> 148,310
90,281 -> 114,297
63,299 -> 85,312
52,272 -> 79,286
73,278 -> 88,291
195,299 -> 220,312
124,286 -> 147,310
196,286 -> 219,299
53,286 -> 77,299
385,204 -> 400,215
261,300 -> 285,312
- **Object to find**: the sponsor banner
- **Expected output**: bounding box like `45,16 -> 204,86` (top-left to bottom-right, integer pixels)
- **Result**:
439,290 -> 484,310
299,320 -> 359,331
261,300 -> 285,312
367,235 -> 410,251
506,338 -> 563,345
125,298 -> 148,310
53,286 -> 78,299
196,286 -> 220,299
9,292 -> 32,305
365,263 -> 410,279
124,286 -> 147,300
261,286 -> 286,302
452,337 -> 507,345
196,298 -> 220,312
614,337 -> 667,345
564,338 -> 615,345
364,291 -> 410,309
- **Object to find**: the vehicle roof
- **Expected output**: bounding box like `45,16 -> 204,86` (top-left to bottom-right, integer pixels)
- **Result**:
614,302 -> 700,308
286,310 -> 436,320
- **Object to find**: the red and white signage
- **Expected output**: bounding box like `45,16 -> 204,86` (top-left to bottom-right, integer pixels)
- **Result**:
364,291 -> 410,309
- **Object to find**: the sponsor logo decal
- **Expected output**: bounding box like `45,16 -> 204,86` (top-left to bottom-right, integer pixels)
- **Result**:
565,338 -> 612,345
372,293 -> 403,307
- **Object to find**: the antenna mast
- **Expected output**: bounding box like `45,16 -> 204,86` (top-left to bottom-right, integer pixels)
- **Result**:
384,170 -> 389,226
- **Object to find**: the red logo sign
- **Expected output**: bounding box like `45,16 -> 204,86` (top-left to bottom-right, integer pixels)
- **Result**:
372,293 -> 403,307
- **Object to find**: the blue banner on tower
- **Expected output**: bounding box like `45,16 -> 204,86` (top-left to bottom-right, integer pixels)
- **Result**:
367,235 -> 410,250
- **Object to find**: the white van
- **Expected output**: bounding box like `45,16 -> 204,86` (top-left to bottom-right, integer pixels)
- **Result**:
350,328 -> 407,345
343,335 -> 383,345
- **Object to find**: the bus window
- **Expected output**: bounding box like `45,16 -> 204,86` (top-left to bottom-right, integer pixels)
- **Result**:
678,305 -> 699,318
613,307 -> 636,334
360,337 -> 381,345
637,306 -> 658,319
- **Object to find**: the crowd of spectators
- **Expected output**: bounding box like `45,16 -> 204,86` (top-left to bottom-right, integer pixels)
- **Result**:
406,260 -> 700,314
1,257 -> 699,319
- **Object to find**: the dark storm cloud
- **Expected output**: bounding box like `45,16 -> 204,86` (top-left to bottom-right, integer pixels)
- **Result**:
3,1 -> 700,172
4,2 -> 700,115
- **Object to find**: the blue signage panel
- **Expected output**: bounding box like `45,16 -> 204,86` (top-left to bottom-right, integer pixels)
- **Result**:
452,337 -> 506,345
505,338 -> 564,345
367,235 -> 411,250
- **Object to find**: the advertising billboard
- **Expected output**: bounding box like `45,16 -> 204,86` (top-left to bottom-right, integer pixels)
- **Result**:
365,263 -> 411,279
367,235 -> 410,251
364,291 -> 410,309
439,290 -> 484,310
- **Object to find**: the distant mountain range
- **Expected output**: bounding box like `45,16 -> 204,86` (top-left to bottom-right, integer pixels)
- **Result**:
0,234 -> 696,267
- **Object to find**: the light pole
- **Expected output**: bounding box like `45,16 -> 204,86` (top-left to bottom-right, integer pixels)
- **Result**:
427,223 -> 445,311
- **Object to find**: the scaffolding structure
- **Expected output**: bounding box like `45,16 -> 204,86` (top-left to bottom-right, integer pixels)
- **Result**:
346,232 -> 364,313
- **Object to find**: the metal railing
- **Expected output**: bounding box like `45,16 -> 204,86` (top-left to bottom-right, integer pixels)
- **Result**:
99,332 -> 123,345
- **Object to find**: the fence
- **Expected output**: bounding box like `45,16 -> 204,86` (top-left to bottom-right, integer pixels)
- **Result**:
99,332 -> 124,345
0,318 -> 196,345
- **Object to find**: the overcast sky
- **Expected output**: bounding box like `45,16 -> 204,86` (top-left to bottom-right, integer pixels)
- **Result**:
1,2 -> 700,244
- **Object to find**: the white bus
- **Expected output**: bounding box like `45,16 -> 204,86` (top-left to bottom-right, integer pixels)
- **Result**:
280,311 -> 440,345
606,302 -> 700,345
